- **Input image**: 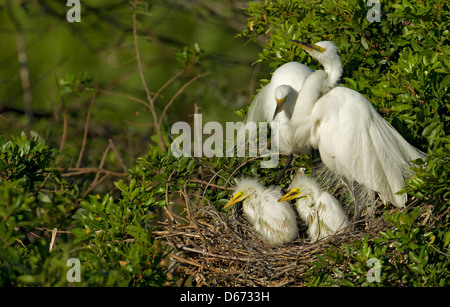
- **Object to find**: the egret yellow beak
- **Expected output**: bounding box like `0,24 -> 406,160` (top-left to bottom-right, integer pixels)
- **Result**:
224,191 -> 246,209
278,188 -> 304,202
273,97 -> 286,119
290,40 -> 326,53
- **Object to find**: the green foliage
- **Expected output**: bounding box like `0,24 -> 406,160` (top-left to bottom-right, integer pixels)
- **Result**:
71,192 -> 168,286
58,72 -> 94,95
0,132 -> 53,189
0,134 -> 172,286
0,133 -> 77,286
306,205 -> 449,287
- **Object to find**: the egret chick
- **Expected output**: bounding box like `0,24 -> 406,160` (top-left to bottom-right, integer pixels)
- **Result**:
278,172 -> 349,242
224,178 -> 298,246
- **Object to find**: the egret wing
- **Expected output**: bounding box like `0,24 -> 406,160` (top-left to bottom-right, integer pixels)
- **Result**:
310,87 -> 425,207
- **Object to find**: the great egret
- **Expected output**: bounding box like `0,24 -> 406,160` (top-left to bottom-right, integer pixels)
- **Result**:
243,62 -> 313,184
278,170 -> 349,242
245,62 -> 313,127
281,40 -> 426,208
224,177 -> 298,245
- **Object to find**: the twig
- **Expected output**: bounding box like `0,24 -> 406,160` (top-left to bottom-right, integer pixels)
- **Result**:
58,167 -> 126,178
49,228 -> 58,252
158,72 -> 209,131
131,7 -> 166,151
153,69 -> 185,102
164,170 -> 177,223
76,80 -> 99,168
31,171 -> 52,198
97,89 -> 150,109
187,179 -> 234,191
53,71 -> 68,165
169,253 -> 202,268
92,142 -> 112,184
108,139 -> 128,174
82,173 -> 110,198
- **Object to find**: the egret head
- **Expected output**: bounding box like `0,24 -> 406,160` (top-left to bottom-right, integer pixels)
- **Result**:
273,85 -> 293,119
290,40 -> 339,63
290,40 -> 342,90
223,178 -> 262,210
277,188 -> 306,202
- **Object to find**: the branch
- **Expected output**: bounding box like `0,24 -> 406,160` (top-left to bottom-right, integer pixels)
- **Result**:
76,81 -> 99,168
158,72 -> 209,131
53,71 -> 68,165
132,7 -> 167,151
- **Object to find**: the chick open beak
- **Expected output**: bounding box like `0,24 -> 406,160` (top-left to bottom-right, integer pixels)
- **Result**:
290,40 -> 326,53
278,188 -> 304,202
223,191 -> 246,209
273,97 -> 286,120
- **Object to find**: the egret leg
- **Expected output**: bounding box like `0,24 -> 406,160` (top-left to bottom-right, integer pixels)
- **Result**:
275,154 -> 293,186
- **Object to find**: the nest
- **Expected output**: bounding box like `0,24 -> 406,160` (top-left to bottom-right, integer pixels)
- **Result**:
154,191 -> 390,287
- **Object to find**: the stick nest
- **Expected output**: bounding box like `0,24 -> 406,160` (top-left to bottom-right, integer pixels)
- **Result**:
154,194 -> 389,287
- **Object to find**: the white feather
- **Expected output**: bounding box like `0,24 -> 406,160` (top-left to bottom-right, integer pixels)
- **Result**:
288,41 -> 426,208
231,178 -> 298,245
286,172 -> 349,242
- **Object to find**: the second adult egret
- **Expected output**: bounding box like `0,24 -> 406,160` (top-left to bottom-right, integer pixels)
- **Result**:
278,170 -> 349,242
245,62 -> 313,128
242,62 -> 313,184
281,40 -> 426,208
224,177 -> 298,245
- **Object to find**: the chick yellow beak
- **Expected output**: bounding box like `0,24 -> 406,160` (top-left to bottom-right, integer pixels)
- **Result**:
290,40 -> 326,53
278,188 -> 304,202
273,97 -> 286,120
224,191 -> 246,209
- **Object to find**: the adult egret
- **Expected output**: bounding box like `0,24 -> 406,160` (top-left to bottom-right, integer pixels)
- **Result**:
245,62 -> 313,126
278,170 -> 349,242
224,177 -> 298,245
282,40 -> 426,208
243,62 -> 313,184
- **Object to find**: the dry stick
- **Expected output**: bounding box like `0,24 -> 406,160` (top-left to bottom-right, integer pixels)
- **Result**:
53,71 -> 68,165
92,142 -> 112,185
132,9 -> 166,151
164,170 -> 177,223
187,179 -> 234,191
83,173 -> 110,198
76,81 -> 99,168
157,72 -> 210,132
49,228 -> 58,252
59,167 -> 126,178
31,171 -> 52,198
153,69 -> 185,102
97,89 -> 149,109
108,139 -> 129,174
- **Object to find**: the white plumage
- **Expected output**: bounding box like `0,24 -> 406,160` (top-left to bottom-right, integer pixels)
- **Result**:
244,62 -> 313,155
224,178 -> 298,245
278,171 -> 349,242
284,40 -> 427,208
